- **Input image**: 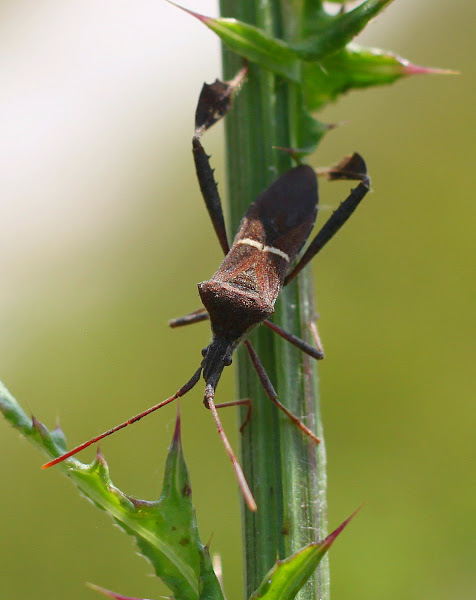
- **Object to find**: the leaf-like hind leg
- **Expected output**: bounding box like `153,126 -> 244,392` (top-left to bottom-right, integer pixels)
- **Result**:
285,153 -> 370,286
192,67 -> 247,257
192,137 -> 230,256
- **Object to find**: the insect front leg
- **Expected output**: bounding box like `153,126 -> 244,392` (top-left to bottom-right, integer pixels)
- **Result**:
169,307 -> 209,328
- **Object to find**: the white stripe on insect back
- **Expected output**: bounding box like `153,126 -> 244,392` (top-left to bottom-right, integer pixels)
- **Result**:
237,238 -> 290,262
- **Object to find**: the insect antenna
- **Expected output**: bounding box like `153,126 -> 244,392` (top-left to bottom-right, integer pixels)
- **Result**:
204,383 -> 257,512
42,367 -> 203,469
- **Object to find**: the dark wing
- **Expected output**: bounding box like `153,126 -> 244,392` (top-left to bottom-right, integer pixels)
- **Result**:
235,165 -> 319,263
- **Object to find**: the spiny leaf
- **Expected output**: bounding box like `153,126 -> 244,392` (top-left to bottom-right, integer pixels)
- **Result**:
168,0 -> 449,145
0,381 -> 224,600
168,1 -> 300,81
297,0 -> 395,61
293,108 -> 330,156
302,43 -> 448,111
249,511 -> 358,600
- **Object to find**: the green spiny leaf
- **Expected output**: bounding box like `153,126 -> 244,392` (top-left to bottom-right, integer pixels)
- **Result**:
87,582 -> 146,599
168,1 -> 300,81
199,545 -> 225,600
0,381 -> 224,600
249,512 -> 357,600
303,43 -> 427,111
297,0 -> 395,61
294,108 -> 330,155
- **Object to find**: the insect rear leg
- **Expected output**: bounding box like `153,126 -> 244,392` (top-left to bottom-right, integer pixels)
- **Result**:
244,340 -> 320,445
285,153 -> 370,286
192,66 -> 247,257
192,137 -> 230,256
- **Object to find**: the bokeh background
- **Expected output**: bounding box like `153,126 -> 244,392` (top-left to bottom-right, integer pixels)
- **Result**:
1,1 -> 474,599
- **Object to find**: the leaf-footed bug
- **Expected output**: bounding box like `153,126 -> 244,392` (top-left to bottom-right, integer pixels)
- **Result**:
43,70 -> 370,512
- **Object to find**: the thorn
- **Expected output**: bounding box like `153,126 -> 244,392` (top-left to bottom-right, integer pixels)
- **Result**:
320,505 -> 362,551
273,146 -> 305,163
164,0 -> 212,25
325,119 -> 351,130
95,445 -> 106,464
172,402 -> 182,446
402,62 -> 459,76
205,532 -> 215,550
86,582 -> 153,600
31,415 -> 48,437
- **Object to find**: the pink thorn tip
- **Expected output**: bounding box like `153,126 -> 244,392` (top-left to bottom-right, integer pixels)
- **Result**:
86,582 -> 152,600
95,445 -> 106,463
402,61 -> 459,76
53,423 -> 64,435
172,403 -> 182,445
321,505 -> 362,550
326,119 -> 351,130
31,415 -> 48,437
165,0 -> 212,24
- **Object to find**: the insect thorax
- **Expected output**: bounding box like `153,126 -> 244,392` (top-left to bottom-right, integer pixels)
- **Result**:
198,280 -> 274,342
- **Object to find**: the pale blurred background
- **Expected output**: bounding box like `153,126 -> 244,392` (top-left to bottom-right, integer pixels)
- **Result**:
0,1 -> 474,599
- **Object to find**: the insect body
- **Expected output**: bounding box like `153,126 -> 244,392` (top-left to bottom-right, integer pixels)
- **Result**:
199,163 -> 318,390
43,76 -> 370,512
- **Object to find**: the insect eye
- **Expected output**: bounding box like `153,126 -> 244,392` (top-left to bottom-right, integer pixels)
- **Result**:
201,347 -> 208,357
224,356 -> 233,367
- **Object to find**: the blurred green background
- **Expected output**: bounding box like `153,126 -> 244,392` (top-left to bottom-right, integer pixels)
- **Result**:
0,1 -> 474,599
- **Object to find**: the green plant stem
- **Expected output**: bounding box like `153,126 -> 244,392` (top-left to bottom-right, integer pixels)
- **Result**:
218,2 -> 328,600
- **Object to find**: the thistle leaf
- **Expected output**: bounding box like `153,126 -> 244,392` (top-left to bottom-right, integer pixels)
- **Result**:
297,0 -> 395,61
168,1 -> 299,81
302,43 -> 442,111
249,511 -> 357,600
0,381 -> 224,600
87,582 -> 152,600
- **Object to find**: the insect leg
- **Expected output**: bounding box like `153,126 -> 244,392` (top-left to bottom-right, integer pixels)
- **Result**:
169,307 -> 209,329
263,319 -> 324,360
42,367 -> 203,469
191,67 -> 247,256
204,384 -> 257,511
244,340 -> 320,445
192,137 -> 230,256
214,398 -> 252,433
285,153 -> 370,286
